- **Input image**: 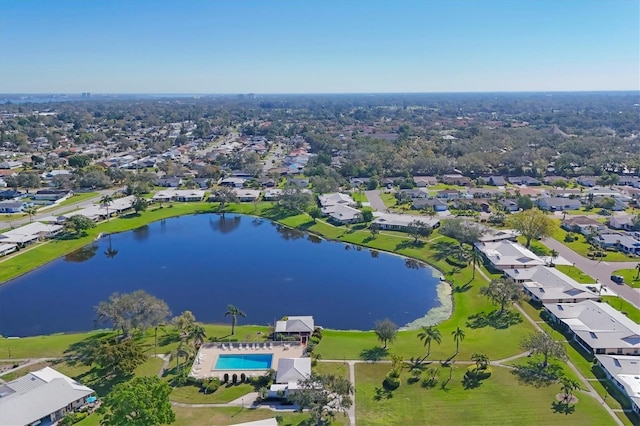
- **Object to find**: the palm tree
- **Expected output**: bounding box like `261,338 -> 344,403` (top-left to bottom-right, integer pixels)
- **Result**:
635,263 -> 640,280
471,352 -> 489,370
24,206 -> 37,223
452,327 -> 466,354
100,194 -> 114,221
417,326 -> 442,360
175,341 -> 194,371
225,304 -> 246,335
190,323 -> 207,349
560,377 -> 581,403
549,249 -> 559,267
465,247 -> 483,280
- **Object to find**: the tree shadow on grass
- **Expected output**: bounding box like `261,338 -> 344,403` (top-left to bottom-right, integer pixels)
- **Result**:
551,400 -> 576,415
360,347 -> 388,362
261,205 -> 299,221
512,360 -> 564,388
431,240 -> 460,261
63,332 -> 113,365
373,386 -> 394,401
453,283 -> 472,293
395,239 -> 426,250
466,310 -> 523,330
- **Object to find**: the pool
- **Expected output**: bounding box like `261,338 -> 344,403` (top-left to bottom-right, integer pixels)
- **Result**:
214,354 -> 274,370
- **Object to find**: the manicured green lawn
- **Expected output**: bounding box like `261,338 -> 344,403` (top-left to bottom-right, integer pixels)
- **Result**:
171,406 -> 345,426
352,191 -> 367,203
171,382 -> 255,404
555,265 -> 596,283
315,361 -> 350,379
0,330 -> 113,358
601,296 -> 640,323
612,268 -> 640,288
355,363 -> 615,426
379,192 -> 397,208
56,191 -> 100,207
0,213 -> 26,222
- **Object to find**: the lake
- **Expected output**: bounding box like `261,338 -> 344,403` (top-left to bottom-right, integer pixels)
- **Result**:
0,214 -> 447,337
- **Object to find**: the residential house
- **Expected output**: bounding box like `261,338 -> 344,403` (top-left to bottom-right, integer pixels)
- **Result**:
478,229 -> 519,243
508,176 -> 541,186
595,355 -> 640,414
577,176 -> 599,187
371,213 -> 439,231
398,188 -> 429,199
587,187 -> 628,200
263,188 -> 283,201
504,266 -> 598,304
0,189 -> 24,200
413,176 -> 438,187
0,200 -> 29,213
436,189 -> 462,199
0,366 -> 95,426
467,187 -> 502,198
543,300 -> 640,355
34,189 -> 72,201
232,188 -> 261,202
289,178 -> 309,188
474,240 -> 545,271
562,216 -> 606,235
153,189 -> 206,203
537,196 -> 582,211
412,198 -> 448,212
0,160 -> 22,169
483,176 -> 507,186
219,177 -> 247,188
156,177 -> 183,187
619,176 -> 640,188
0,242 -> 17,256
318,193 -> 355,208
349,177 -> 371,187
441,174 -> 471,186
499,199 -> 519,212
1,222 -> 63,242
322,203 -> 362,224
609,215 -> 635,231
275,316 -> 315,344
595,234 -> 640,255
543,175 -> 569,185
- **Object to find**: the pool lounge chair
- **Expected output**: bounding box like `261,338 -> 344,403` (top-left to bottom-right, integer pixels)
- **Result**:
269,342 -> 273,350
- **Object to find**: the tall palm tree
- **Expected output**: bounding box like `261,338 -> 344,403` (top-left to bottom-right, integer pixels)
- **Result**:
549,249 -> 559,267
225,304 -> 246,335
190,323 -> 207,349
417,326 -> 442,360
100,194 -> 114,221
24,206 -> 37,223
465,247 -> 483,280
452,327 -> 466,354
635,263 -> 640,280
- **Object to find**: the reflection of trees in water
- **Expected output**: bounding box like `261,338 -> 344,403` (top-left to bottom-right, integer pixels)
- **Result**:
210,215 -> 241,234
370,250 -> 379,258
275,224 -> 305,241
65,244 -> 99,263
405,259 -> 424,270
252,218 -> 264,227
132,225 -> 150,241
307,234 -> 322,244
104,234 -> 118,260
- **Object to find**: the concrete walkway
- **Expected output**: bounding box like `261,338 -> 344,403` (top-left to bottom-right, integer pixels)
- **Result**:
542,237 -> 640,308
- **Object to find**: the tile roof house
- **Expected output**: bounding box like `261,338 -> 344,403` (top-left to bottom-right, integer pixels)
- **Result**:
537,196 -> 582,211
544,300 -> 640,355
504,266 -> 598,304
609,215 -> 635,231
595,233 -> 640,255
561,216 -> 606,235
474,240 -> 545,271
595,355 -> 640,414
0,367 -> 95,426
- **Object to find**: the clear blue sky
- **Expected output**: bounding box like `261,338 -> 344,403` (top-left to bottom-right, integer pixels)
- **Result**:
1,0 -> 638,93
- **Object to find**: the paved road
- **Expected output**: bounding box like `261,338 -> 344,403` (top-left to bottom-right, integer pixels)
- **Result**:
364,190 -> 387,212
542,238 -> 640,308
3,188 -> 120,230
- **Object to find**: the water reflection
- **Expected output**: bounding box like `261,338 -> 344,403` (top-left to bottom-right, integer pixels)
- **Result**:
65,244 -> 99,263
104,234 -> 118,260
307,234 -> 322,244
210,215 -> 241,234
370,250 -> 379,258
405,259 -> 424,270
275,224 -> 305,241
132,225 -> 150,241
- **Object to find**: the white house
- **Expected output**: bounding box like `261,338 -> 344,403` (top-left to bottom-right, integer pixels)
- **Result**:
275,316 -> 314,343
371,213 -> 439,231
318,192 -> 355,208
232,188 -> 261,202
322,203 -> 362,224
0,367 -> 95,426
596,234 -> 640,255
474,240 -> 545,271
537,196 -> 582,211
152,189 -> 205,203
504,266 -> 599,304
595,355 -> 640,414
544,300 -> 640,355
609,215 -> 635,231
268,357 -> 312,399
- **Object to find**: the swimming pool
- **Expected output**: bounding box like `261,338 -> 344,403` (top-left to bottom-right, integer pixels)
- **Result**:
214,354 -> 274,370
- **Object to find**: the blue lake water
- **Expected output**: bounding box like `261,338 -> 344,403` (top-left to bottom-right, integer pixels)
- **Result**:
0,214 -> 443,337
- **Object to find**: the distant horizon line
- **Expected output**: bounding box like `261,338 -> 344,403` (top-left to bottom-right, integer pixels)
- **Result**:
1,89 -> 639,96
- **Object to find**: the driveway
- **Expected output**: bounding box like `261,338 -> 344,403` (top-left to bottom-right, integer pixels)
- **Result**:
364,190 -> 387,212
542,237 -> 640,308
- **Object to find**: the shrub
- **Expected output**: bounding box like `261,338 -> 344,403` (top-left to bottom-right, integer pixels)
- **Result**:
232,373 -> 238,384
310,335 -> 321,345
305,341 -> 316,354
421,377 -> 438,388
383,373 -> 400,390
60,411 -> 88,426
202,377 -> 220,393
466,366 -> 492,380
240,373 -> 246,383
564,234 -> 577,242
223,373 -> 229,383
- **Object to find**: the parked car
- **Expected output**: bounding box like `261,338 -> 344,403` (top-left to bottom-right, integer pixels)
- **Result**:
610,275 -> 624,284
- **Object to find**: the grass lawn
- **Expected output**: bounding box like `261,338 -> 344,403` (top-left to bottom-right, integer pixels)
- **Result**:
171,406 -> 346,426
170,382 -> 255,404
612,268 -> 640,288
0,213 -> 27,222
379,192 -> 397,209
601,296 -> 640,323
0,330 -> 113,358
315,361 -> 350,379
550,226 -> 637,262
56,191 -> 100,207
351,191 -> 367,203
555,265 -> 596,283
355,363 -> 615,426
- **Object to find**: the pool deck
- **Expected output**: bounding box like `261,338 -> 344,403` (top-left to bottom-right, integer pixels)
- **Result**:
190,341 -> 305,380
